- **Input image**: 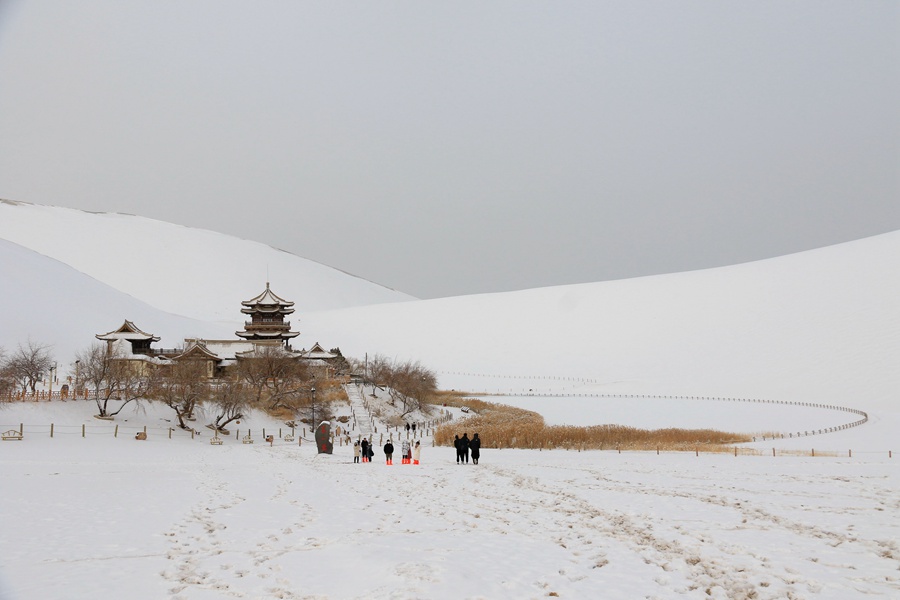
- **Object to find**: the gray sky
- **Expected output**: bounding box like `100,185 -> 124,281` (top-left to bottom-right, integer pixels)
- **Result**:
1,1 -> 897,299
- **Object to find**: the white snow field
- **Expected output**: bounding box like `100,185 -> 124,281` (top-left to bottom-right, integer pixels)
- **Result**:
1,202 -> 899,598
0,398 -> 897,600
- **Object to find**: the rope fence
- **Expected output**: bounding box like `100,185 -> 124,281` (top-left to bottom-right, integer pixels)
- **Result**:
439,370 -> 870,440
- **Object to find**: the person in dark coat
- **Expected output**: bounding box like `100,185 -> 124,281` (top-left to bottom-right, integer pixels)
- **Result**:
460,433 -> 470,464
470,433 -> 481,464
361,438 -> 369,463
383,439 -> 394,464
454,434 -> 461,464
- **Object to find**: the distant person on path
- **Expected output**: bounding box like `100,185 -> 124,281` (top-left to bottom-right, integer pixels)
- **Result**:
406,423 -> 411,433
353,440 -> 361,463
412,423 -> 416,433
470,433 -> 481,465
361,438 -> 369,463
460,433 -> 470,464
412,441 -> 421,465
384,439 -> 394,465
368,444 -> 375,462
454,435 -> 462,464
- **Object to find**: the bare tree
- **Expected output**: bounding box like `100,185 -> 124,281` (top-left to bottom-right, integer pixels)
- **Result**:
369,355 -> 437,417
6,341 -> 54,393
152,360 -> 209,430
75,343 -> 152,418
208,376 -> 251,432
0,346 -> 13,398
233,345 -> 309,410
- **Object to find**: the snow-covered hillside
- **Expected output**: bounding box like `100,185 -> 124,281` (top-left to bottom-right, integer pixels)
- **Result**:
2,200 -> 898,419
0,200 -> 414,321
0,238 -> 235,362
301,230 -> 900,410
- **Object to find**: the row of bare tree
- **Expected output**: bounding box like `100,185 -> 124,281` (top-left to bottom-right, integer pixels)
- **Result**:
0,340 -> 55,397
75,343 -> 329,431
363,354 -> 438,418
2,342 -> 440,434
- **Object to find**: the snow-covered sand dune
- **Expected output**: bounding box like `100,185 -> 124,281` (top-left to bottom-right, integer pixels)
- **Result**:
0,200 -> 414,321
302,230 -> 900,411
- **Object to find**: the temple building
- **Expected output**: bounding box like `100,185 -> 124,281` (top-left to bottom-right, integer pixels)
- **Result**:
235,282 -> 300,347
95,284 -> 342,378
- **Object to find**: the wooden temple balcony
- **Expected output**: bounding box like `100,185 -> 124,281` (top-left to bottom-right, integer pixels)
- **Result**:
244,320 -> 290,330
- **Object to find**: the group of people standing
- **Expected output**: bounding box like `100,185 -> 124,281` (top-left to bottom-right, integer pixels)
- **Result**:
353,437 -> 421,465
382,438 -> 421,465
453,432 -> 481,464
352,433 -> 482,465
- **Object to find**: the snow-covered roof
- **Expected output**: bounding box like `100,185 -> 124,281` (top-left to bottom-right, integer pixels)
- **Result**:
172,340 -> 222,362
182,339 -> 258,360
96,320 -> 160,342
300,342 -> 338,360
240,282 -> 295,313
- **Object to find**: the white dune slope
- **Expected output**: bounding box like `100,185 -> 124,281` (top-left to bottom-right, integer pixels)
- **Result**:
0,199 -> 414,321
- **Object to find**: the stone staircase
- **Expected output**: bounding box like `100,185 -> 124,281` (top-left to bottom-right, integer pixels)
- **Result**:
344,383 -> 375,440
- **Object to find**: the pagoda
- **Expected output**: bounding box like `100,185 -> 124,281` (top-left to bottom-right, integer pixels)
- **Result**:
96,320 -> 161,355
235,282 -> 300,347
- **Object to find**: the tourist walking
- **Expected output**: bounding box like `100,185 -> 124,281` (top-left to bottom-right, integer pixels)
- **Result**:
460,433 -> 470,464
412,440 -> 421,465
454,435 -> 461,464
361,438 -> 369,463
353,440 -> 361,463
470,433 -> 481,465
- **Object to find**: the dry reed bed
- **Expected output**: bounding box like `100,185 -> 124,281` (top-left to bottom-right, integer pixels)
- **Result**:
432,393 -> 751,452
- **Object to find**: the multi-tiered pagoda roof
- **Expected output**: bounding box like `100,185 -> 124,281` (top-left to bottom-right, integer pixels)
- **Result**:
235,282 -> 300,344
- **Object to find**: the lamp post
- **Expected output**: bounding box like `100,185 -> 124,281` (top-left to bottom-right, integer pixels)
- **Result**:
48,362 -> 57,398
310,386 -> 316,430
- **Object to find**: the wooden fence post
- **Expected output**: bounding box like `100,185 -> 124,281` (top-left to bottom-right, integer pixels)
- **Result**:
82,424 -> 85,438
115,425 -> 118,438
169,428 -> 172,439
50,423 -> 54,438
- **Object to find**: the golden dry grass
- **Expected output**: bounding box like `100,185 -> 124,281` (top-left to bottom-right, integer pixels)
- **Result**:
431,393 -> 752,451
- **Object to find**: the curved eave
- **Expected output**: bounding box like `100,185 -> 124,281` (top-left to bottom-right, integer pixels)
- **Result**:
241,306 -> 295,315
235,331 -> 300,339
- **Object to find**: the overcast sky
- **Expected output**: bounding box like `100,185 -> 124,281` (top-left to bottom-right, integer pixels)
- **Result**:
0,1 -> 897,299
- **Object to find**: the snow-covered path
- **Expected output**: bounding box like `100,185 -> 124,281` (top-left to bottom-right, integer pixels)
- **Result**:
345,383 -> 375,439
1,432 -> 897,600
